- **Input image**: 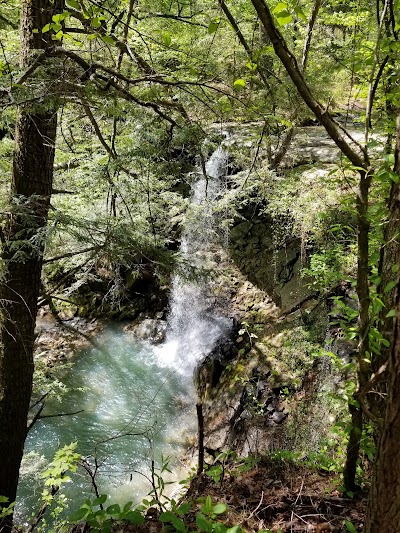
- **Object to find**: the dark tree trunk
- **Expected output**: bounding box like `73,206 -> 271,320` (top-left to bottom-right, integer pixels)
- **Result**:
0,0 -> 62,528
364,114 -> 400,533
368,136 -> 400,428
364,275 -> 400,532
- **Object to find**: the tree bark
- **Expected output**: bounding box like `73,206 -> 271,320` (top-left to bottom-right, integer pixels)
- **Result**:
0,0 -> 62,528
364,114 -> 400,533
343,169 -> 372,490
364,264 -> 400,532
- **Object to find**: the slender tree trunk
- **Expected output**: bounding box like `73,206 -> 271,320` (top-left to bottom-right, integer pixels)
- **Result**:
301,0 -> 322,72
0,0 -> 62,528
343,169 -> 372,490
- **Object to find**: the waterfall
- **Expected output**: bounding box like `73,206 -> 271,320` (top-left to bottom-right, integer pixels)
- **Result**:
16,144 -> 234,522
156,144 -> 232,372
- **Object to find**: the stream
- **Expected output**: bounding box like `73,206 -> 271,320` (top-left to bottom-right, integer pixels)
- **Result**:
16,144 -> 232,523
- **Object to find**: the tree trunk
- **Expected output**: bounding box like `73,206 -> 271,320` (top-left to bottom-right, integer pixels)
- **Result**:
364,274 -> 400,532
364,114 -> 400,533
369,122 -> 400,425
0,0 -> 62,528
343,169 -> 372,490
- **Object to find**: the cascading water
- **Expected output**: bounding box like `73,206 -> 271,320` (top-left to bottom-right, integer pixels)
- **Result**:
157,144 -> 232,370
16,143 -> 232,523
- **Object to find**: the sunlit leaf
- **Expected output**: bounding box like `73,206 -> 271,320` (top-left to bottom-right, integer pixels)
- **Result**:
234,78 -> 246,90
162,31 -> 172,46
66,0 -> 80,9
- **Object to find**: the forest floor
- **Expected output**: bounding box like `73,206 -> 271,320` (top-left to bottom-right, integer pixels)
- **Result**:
106,456 -> 366,533
185,457 -> 366,533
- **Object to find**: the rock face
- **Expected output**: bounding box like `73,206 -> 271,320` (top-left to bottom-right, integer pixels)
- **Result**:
200,368 -> 291,457
34,314 -> 104,364
229,214 -> 313,313
194,330 -> 239,397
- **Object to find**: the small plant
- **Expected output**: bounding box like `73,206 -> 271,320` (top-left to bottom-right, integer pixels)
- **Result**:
159,502 -> 192,532
41,443 -> 81,502
195,496 -> 238,533
69,494 -> 145,532
237,321 -> 258,347
0,497 -> 15,521
344,519 -> 358,532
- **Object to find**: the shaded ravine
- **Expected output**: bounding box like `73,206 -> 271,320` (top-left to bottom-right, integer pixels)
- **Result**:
16,145 -> 232,524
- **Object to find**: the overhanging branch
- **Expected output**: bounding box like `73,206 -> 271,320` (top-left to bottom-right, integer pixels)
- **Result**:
250,0 -> 369,170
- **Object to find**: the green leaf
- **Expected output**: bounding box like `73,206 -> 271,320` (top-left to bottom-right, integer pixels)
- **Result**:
106,504 -> 121,515
213,524 -> 227,533
208,20 -> 220,34
384,280 -> 397,293
91,17 -> 101,28
171,516 -> 187,531
177,503 -> 191,515
386,309 -> 396,318
344,520 -> 357,533
227,527 -> 242,533
367,140 -> 379,148
42,23 -> 51,33
246,61 -> 257,71
160,511 -> 176,523
272,2 -> 288,13
69,507 -> 89,522
276,11 -> 293,25
92,494 -> 107,506
162,31 -> 172,46
294,6 -> 307,20
123,501 -> 133,512
101,35 -> 115,45
212,504 -> 227,515
125,510 -> 145,525
101,519 -> 112,533
196,513 -> 211,532
66,0 -> 80,8
233,79 -> 246,90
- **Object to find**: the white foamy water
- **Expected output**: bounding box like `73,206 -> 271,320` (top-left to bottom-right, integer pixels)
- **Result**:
155,145 -> 232,371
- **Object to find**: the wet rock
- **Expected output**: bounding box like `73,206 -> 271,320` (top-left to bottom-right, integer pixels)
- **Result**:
130,318 -> 167,344
271,411 -> 287,424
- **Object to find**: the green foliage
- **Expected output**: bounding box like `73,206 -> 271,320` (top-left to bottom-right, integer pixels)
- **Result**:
69,487 -> 244,533
204,451 -> 260,489
344,520 -> 358,533
69,494 -> 145,532
41,443 -> 81,504
302,246 -> 346,294
0,496 -> 15,520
